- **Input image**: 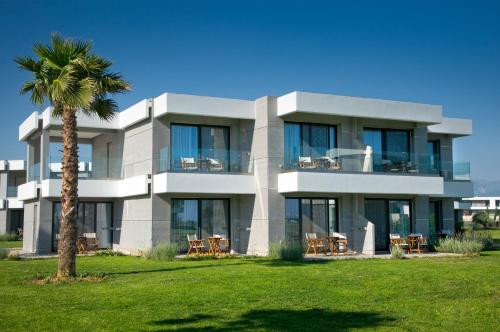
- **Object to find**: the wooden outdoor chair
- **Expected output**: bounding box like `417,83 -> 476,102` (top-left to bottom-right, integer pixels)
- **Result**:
187,234 -> 205,256
181,157 -> 198,171
77,237 -> 88,253
84,233 -> 99,251
305,233 -> 325,255
389,233 -> 409,253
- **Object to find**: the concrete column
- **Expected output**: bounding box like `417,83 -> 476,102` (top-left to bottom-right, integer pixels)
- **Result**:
248,96 -> 284,255
414,196 -> 430,236
413,127 -> 428,171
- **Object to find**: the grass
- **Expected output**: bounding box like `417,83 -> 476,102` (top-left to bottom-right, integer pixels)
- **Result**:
0,253 -> 499,331
0,241 -> 22,249
482,228 -> 500,247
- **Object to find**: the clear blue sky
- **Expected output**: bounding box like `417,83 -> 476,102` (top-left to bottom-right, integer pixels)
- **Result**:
0,0 -> 499,180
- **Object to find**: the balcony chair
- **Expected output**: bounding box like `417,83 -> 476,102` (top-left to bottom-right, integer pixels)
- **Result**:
213,234 -> 230,253
321,156 -> 341,170
305,233 -> 325,255
299,156 -> 316,169
187,234 -> 206,256
207,158 -> 224,171
331,232 -> 348,255
389,233 -> 409,253
181,157 -> 198,171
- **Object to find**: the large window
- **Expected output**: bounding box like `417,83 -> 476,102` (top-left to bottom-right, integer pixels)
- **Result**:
428,140 -> 440,174
365,199 -> 412,251
284,198 -> 338,243
284,122 -> 337,169
171,124 -> 230,171
171,199 -> 230,251
429,201 -> 442,235
52,202 -> 113,251
363,128 -> 410,172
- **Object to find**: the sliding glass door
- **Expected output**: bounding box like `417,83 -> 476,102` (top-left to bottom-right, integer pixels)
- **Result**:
429,200 -> 442,235
52,202 -> 113,251
365,199 -> 412,251
171,124 -> 230,171
284,198 -> 338,243
284,122 -> 337,169
428,140 -> 440,174
363,128 -> 410,171
171,199 -> 230,252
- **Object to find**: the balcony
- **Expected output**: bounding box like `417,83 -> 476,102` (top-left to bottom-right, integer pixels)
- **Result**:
279,148 -> 445,195
38,157 -> 149,199
153,148 -> 255,194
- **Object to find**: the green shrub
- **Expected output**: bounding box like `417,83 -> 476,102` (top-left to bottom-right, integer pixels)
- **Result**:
390,245 -> 404,259
143,243 -> 179,261
435,237 -> 484,255
0,232 -> 20,241
472,211 -> 489,229
269,242 -> 303,261
94,249 -> 125,257
7,251 -> 21,261
0,248 -> 8,259
461,230 -> 494,250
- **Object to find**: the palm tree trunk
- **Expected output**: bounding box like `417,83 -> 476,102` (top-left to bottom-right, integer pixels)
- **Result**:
57,107 -> 79,278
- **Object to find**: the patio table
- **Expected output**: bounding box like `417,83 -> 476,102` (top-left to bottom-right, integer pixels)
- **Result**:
325,236 -> 348,256
207,237 -> 227,256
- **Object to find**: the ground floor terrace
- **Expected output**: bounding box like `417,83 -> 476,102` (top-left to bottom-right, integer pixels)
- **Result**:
22,192 -> 459,256
0,252 -> 498,331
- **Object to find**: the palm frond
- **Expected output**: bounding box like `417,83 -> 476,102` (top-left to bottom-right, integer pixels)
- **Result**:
83,98 -> 118,121
14,56 -> 41,72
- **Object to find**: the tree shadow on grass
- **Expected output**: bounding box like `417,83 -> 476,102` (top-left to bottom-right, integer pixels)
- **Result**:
107,262 -> 247,276
250,258 -> 330,267
149,309 -> 395,331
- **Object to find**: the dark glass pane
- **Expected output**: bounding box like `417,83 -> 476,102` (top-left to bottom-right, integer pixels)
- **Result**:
171,125 -> 199,171
200,126 -> 229,171
428,141 -> 440,174
52,202 -> 62,251
285,198 -> 301,243
365,199 -> 388,251
363,129 -> 383,171
309,125 -> 328,158
388,200 -> 411,237
284,123 -> 301,169
96,203 -> 113,248
328,127 -> 337,156
200,200 -> 229,240
171,199 -> 198,251
386,130 -> 409,162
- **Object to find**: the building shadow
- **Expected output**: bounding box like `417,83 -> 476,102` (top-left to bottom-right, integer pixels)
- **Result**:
149,308 -> 395,331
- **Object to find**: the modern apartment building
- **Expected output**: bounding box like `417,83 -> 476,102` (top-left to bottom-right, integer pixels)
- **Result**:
17,91 -> 473,255
0,160 -> 25,234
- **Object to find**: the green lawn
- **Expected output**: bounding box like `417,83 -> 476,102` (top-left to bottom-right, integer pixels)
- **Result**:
0,241 -> 22,249
484,228 -> 500,247
0,253 -> 499,331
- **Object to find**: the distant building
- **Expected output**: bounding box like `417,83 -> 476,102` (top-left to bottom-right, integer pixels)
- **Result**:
0,160 -> 25,234
460,197 -> 500,223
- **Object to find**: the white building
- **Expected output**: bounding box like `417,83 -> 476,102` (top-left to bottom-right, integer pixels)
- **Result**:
0,160 -> 25,234
17,91 -> 473,255
460,197 -> 500,222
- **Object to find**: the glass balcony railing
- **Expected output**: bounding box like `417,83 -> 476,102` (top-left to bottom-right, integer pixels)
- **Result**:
282,148 -> 471,179
28,163 -> 40,182
6,186 -> 18,197
155,148 -> 252,174
44,157 -> 123,180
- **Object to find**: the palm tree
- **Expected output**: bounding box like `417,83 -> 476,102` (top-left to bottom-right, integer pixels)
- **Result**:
16,34 -> 130,278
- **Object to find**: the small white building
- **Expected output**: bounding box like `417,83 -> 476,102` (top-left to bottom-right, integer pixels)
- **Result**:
0,160 -> 26,234
460,197 -> 500,222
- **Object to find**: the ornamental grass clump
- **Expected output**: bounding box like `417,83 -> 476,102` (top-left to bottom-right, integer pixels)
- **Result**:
0,232 -> 20,241
435,238 -> 484,255
390,245 -> 404,259
143,243 -> 179,261
269,242 -> 304,261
